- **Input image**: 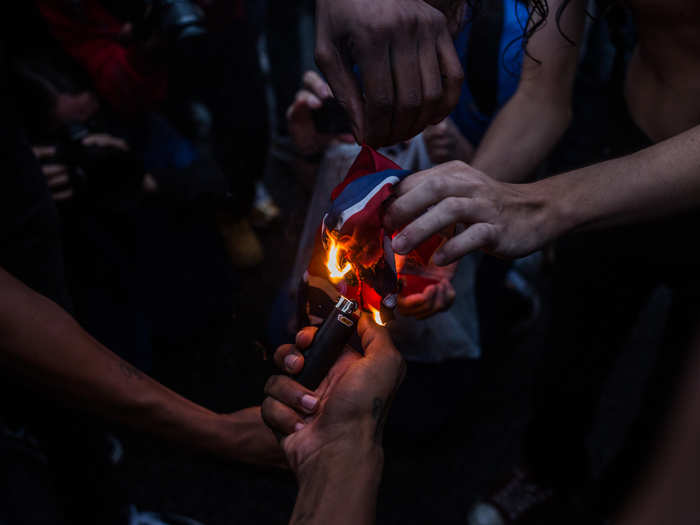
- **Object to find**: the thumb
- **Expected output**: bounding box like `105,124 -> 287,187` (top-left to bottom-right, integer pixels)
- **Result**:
357,314 -> 395,361
315,42 -> 366,143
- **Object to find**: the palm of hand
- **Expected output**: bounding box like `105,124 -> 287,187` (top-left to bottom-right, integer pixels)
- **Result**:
282,346 -> 398,472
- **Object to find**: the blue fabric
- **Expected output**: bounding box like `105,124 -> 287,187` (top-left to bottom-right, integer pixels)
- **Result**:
140,113 -> 198,172
451,0 -> 528,146
327,169 -> 409,227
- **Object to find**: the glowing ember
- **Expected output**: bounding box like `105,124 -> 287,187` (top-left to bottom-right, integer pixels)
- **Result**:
369,306 -> 386,326
326,238 -> 352,282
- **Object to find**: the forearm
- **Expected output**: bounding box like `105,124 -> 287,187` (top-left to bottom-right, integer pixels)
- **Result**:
0,268 -> 282,465
472,90 -> 571,182
292,441 -> 383,525
540,124 -> 700,235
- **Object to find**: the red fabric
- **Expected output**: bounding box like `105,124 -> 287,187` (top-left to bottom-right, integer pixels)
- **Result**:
307,146 -> 446,314
37,0 -> 168,115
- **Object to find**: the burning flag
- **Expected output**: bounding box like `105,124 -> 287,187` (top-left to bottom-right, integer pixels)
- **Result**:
302,146 -> 447,327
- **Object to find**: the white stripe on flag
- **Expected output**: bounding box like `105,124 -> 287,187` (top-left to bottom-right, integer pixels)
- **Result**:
336,175 -> 400,230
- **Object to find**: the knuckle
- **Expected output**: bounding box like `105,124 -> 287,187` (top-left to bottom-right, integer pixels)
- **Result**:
264,374 -> 280,395
446,160 -> 467,172
314,46 -> 333,68
475,224 -> 496,245
427,175 -> 448,196
399,90 -> 422,112
424,89 -> 442,107
429,9 -> 447,29
365,20 -> 392,40
442,196 -> 464,217
370,95 -> 394,115
260,397 -> 275,422
302,70 -> 316,85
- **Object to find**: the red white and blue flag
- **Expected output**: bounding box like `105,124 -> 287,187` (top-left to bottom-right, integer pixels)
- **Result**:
302,146 -> 447,324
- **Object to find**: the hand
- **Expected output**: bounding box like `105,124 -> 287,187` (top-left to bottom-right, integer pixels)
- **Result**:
81,133 -> 130,151
33,146 -> 73,202
397,262 -> 457,319
423,118 -> 474,164
262,315 -> 405,477
287,70 -> 354,156
54,91 -> 100,124
385,161 -> 560,264
314,0 -> 463,147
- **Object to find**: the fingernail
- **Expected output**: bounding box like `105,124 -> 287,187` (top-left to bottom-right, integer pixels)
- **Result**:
294,422 -> 305,432
301,394 -> 318,411
284,354 -> 299,371
392,234 -> 407,254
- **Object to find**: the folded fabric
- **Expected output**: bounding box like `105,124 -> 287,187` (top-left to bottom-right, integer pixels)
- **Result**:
303,146 -> 446,321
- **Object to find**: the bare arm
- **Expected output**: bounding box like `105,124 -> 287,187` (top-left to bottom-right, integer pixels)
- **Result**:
263,317 -> 405,525
0,267 -> 284,468
291,439 -> 383,525
471,0 -> 585,182
387,123 -> 700,263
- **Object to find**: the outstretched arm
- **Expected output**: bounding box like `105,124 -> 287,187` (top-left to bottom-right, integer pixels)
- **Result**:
386,122 -> 700,263
471,0 -> 585,182
0,267 -> 284,468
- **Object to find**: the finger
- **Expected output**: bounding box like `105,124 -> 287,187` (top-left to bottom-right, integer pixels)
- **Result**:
432,29 -> 464,125
357,314 -> 396,362
52,189 -> 74,201
410,293 -> 439,318
392,195 -> 476,254
296,90 -> 324,110
296,326 -> 318,349
358,42 -> 394,147
32,145 -> 56,159
302,70 -> 332,99
82,134 -> 129,151
389,159 -> 465,201
273,343 -> 305,374
47,173 -> 71,188
287,91 -> 323,124
261,396 -> 306,436
397,285 -> 436,314
338,133 -> 356,143
387,33 -> 422,144
434,223 -> 497,265
43,164 -> 68,177
315,36 -> 366,142
432,281 -> 453,312
410,38 -> 443,137
264,375 -> 320,415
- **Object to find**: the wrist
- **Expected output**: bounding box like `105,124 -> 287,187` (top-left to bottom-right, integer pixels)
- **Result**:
529,175 -> 579,243
297,436 -> 384,486
293,436 -> 383,525
208,407 -> 286,468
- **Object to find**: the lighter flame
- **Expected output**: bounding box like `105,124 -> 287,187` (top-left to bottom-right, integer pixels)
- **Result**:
369,306 -> 386,326
326,238 -> 352,282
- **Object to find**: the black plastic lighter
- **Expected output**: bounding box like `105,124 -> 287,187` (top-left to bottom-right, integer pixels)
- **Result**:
295,296 -> 358,390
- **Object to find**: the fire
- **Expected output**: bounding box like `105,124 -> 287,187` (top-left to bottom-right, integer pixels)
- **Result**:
326,237 -> 352,282
369,306 -> 386,326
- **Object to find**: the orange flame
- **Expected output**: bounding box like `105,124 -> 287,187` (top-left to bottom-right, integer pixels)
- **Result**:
326,237 -> 352,283
369,306 -> 386,326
